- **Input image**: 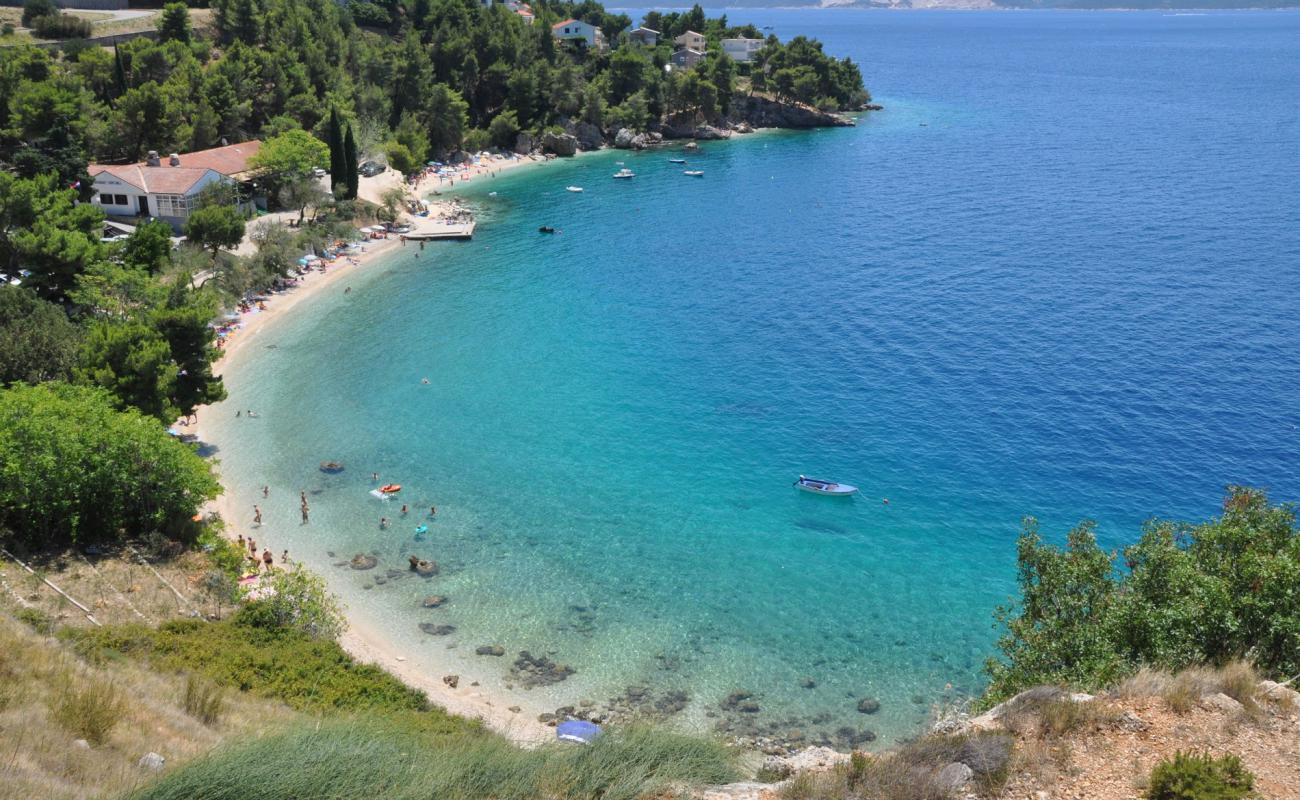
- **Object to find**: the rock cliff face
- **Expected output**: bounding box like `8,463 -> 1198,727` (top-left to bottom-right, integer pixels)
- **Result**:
727,95 -> 856,129
541,131 -> 578,157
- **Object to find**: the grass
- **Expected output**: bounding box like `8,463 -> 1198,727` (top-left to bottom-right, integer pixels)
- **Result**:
1111,662 -> 1262,716
127,720 -> 737,800
181,673 -> 225,725
48,674 -> 127,746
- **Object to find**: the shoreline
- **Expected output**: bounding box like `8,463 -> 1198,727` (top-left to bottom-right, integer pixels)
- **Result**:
190,150 -> 584,745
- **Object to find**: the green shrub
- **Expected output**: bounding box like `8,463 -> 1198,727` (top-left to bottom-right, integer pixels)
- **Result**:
347,0 -> 390,27
21,0 -> 57,26
16,607 -> 55,635
1,23 -> 14,36
49,677 -> 127,746
985,487 -> 1300,705
1146,752 -> 1254,800
32,14 -> 93,39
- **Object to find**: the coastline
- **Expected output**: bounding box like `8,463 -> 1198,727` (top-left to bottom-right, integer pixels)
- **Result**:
191,150 -> 587,745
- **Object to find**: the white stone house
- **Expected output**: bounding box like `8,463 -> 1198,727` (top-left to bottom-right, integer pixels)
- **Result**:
88,141 -> 262,231
674,30 -> 706,52
552,18 -> 606,50
721,37 -> 765,63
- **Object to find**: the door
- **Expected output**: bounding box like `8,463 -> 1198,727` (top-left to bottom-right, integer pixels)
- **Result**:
138,195 -> 148,215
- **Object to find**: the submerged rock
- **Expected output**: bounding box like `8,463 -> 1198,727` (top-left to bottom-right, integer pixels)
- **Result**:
857,697 -> 880,714
511,650 -> 576,688
800,677 -> 817,689
419,623 -> 456,636
349,553 -> 377,570
476,644 -> 506,657
407,555 -> 438,576
422,595 -> 448,608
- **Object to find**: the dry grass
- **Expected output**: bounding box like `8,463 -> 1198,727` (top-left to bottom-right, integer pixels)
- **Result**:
997,688 -> 1117,739
181,674 -> 225,726
0,611 -> 297,800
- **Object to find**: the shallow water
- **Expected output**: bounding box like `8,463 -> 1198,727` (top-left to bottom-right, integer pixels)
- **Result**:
206,10 -> 1300,746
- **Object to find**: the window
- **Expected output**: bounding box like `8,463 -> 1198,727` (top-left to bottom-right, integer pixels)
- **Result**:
155,194 -> 192,218
99,194 -> 129,206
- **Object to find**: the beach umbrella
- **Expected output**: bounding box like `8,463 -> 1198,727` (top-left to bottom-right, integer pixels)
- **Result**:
555,719 -> 601,744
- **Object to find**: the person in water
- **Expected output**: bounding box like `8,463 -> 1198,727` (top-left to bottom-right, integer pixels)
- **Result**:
429,505 -> 437,517
401,504 -> 408,515
380,517 -> 389,529
253,505 -> 262,526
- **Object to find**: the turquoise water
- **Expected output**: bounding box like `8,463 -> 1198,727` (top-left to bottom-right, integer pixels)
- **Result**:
206,11 -> 1300,748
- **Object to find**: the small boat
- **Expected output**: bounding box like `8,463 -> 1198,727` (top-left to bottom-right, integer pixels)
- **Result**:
613,168 -> 635,180
538,226 -> 556,234
668,158 -> 687,164
566,186 -> 584,193
683,170 -> 704,177
319,461 -> 345,473
795,475 -> 858,496
380,484 -> 402,494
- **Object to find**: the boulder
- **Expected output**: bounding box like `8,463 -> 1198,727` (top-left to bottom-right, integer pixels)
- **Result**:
933,762 -> 973,793
693,125 -> 731,141
1259,680 -> 1300,709
442,674 -> 459,688
573,122 -> 604,150
514,132 -> 536,155
957,733 -> 1014,776
72,739 -> 91,750
733,121 -> 754,134
1205,692 -> 1245,714
613,128 -> 636,149
349,553 -> 378,570
138,752 -> 166,771
857,697 -> 880,714
408,555 -> 438,576
421,595 -> 448,608
541,132 -> 578,157
476,644 -> 506,657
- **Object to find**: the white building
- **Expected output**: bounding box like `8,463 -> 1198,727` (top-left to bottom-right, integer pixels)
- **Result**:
552,18 -> 605,50
625,26 -> 658,46
88,141 -> 262,231
721,37 -> 765,63
674,30 -> 706,52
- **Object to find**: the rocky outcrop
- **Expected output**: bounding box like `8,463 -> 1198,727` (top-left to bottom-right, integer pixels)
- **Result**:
613,128 -> 636,149
349,553 -> 377,570
572,122 -> 604,151
541,131 -> 578,157
407,555 -> 438,576
514,132 -> 536,155
728,95 -> 855,130
510,650 -> 575,688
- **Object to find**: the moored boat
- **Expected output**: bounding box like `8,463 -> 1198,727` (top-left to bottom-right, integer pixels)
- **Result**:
539,226 -> 556,233
566,186 -> 584,192
684,170 -> 704,177
795,475 -> 858,496
669,158 -> 687,164
613,168 -> 635,180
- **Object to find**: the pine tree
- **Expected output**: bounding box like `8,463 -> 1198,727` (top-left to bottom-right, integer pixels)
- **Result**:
113,44 -> 126,103
327,108 -> 344,196
342,124 -> 359,200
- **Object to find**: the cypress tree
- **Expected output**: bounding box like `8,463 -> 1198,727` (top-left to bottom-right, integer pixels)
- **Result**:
327,108 -> 344,196
113,44 -> 126,103
343,124 -> 359,200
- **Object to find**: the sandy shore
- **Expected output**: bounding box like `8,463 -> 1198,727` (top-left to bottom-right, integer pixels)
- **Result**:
186,169 -> 559,745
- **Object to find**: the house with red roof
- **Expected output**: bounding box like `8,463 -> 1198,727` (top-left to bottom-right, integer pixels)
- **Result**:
88,140 -> 263,231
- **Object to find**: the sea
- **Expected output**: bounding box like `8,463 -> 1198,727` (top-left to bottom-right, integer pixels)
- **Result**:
205,10 -> 1300,747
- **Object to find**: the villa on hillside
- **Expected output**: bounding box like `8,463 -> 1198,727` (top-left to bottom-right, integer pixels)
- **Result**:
722,37 -> 765,63
88,141 -> 263,231
674,30 -> 707,52
476,0 -> 534,22
670,48 -> 705,69
552,18 -> 606,50
625,26 -> 658,46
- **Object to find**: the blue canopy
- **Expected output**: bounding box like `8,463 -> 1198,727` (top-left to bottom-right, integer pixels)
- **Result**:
555,719 -> 601,744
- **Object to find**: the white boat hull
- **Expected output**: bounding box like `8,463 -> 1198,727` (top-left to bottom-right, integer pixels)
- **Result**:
795,478 -> 858,496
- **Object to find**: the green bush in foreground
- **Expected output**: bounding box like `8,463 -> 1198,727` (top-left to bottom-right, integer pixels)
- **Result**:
0,382 -> 220,548
128,719 -> 736,800
984,487 -> 1300,704
1145,751 -> 1254,800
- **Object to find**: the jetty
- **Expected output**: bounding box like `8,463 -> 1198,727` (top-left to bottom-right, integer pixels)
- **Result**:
404,218 -> 475,240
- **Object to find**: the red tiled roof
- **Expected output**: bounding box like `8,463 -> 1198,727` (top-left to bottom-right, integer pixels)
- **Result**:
552,18 -> 577,28
88,140 -> 264,194
88,164 -> 214,195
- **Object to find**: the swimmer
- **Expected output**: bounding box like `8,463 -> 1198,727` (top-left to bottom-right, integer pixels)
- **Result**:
421,378 -> 430,385
380,517 -> 389,529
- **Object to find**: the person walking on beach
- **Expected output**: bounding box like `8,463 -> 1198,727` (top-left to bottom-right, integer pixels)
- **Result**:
262,548 -> 274,572
248,537 -> 257,555
281,549 -> 290,565
237,533 -> 245,550
253,505 -> 262,526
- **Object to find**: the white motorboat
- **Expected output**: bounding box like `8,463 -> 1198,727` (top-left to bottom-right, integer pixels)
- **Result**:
566,186 -> 584,192
795,475 -> 858,496
669,158 -> 687,164
684,170 -> 704,177
612,169 -> 636,180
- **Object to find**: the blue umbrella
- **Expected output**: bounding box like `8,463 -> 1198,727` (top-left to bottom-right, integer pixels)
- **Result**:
556,719 -> 601,744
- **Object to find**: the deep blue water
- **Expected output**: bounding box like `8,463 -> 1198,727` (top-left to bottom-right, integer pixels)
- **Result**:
208,10 -> 1300,746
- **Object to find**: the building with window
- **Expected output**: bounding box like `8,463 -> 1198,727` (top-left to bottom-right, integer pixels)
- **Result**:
722,37 -> 765,63
625,26 -> 658,46
88,140 -> 263,231
670,48 -> 705,69
551,18 -> 606,50
674,30 -> 707,52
